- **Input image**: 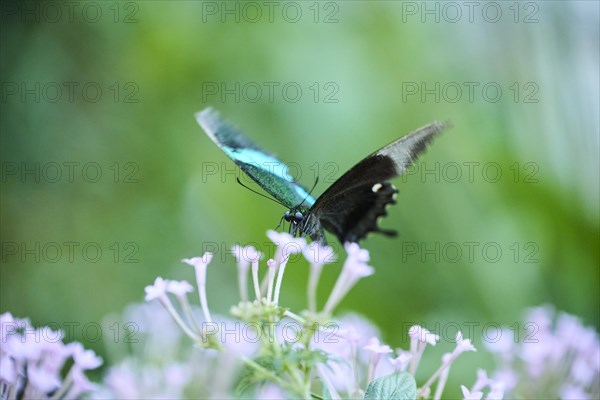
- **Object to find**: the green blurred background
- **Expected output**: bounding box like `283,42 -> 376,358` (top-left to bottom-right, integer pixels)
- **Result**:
1,0 -> 598,394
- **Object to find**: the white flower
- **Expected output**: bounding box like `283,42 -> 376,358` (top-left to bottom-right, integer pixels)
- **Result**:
0,311 -> 14,324
182,252 -> 214,279
322,248 -> 374,314
144,277 -> 169,302
68,366 -> 97,398
454,331 -> 476,354
0,312 -> 16,345
571,356 -> 596,386
7,331 -> 45,361
461,385 -> 483,400
313,314 -> 382,393
364,337 -> 393,355
231,244 -> 250,268
38,330 -> 69,374
0,355 -> 16,383
266,230 -> 304,248
364,337 -> 394,384
232,245 -> 261,263
524,305 -> 554,332
472,369 -> 490,391
389,351 -> 412,371
490,369 -> 518,393
409,325 -> 440,346
28,364 -> 61,392
70,342 -> 103,370
482,327 -> 514,356
164,363 -> 192,387
486,381 -> 505,400
101,361 -> 140,398
303,242 -> 336,266
267,230 -> 306,261
167,280 -> 194,297
183,252 -> 214,323
560,384 -> 590,400
345,258 -> 375,281
344,242 -> 369,262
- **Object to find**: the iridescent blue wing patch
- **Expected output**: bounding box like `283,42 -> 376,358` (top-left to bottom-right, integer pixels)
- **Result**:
196,108 -> 315,211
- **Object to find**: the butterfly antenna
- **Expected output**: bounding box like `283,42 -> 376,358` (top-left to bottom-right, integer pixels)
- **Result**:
296,176 -> 319,208
275,215 -> 285,230
236,177 -> 286,207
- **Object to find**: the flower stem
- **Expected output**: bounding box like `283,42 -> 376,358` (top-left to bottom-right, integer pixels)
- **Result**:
160,296 -> 201,342
307,263 -> 323,312
178,294 -> 201,334
238,266 -> 248,302
433,361 -> 450,400
267,262 -> 276,303
418,354 -> 458,397
251,260 -> 261,301
273,257 -> 289,305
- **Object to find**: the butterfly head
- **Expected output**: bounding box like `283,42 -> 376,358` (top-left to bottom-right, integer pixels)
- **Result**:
284,210 -> 305,225
283,208 -> 323,242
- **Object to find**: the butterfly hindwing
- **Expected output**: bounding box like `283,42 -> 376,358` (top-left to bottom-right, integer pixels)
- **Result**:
315,180 -> 398,243
308,122 -> 447,243
196,108 -> 315,210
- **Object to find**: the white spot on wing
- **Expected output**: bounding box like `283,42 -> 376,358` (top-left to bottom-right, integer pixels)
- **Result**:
372,183 -> 383,192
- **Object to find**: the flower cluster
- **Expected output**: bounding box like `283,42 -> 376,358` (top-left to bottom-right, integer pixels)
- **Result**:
311,315 -> 493,399
91,301 -> 246,399
5,230 -> 598,399
485,305 -> 600,399
139,231 -> 486,399
0,312 -> 102,400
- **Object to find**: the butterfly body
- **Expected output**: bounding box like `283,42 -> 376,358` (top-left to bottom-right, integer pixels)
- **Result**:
196,108 -> 447,245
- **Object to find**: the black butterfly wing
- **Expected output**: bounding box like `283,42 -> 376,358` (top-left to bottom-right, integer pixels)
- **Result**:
308,121 -> 448,244
196,108 -> 315,210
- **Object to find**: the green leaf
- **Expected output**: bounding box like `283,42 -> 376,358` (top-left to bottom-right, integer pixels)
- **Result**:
235,356 -> 275,396
364,371 -> 417,400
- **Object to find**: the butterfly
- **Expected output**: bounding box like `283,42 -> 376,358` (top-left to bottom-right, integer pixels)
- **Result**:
196,108 -> 447,245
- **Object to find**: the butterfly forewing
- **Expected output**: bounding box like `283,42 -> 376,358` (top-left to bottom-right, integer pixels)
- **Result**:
196,108 -> 315,210
309,122 -> 447,243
